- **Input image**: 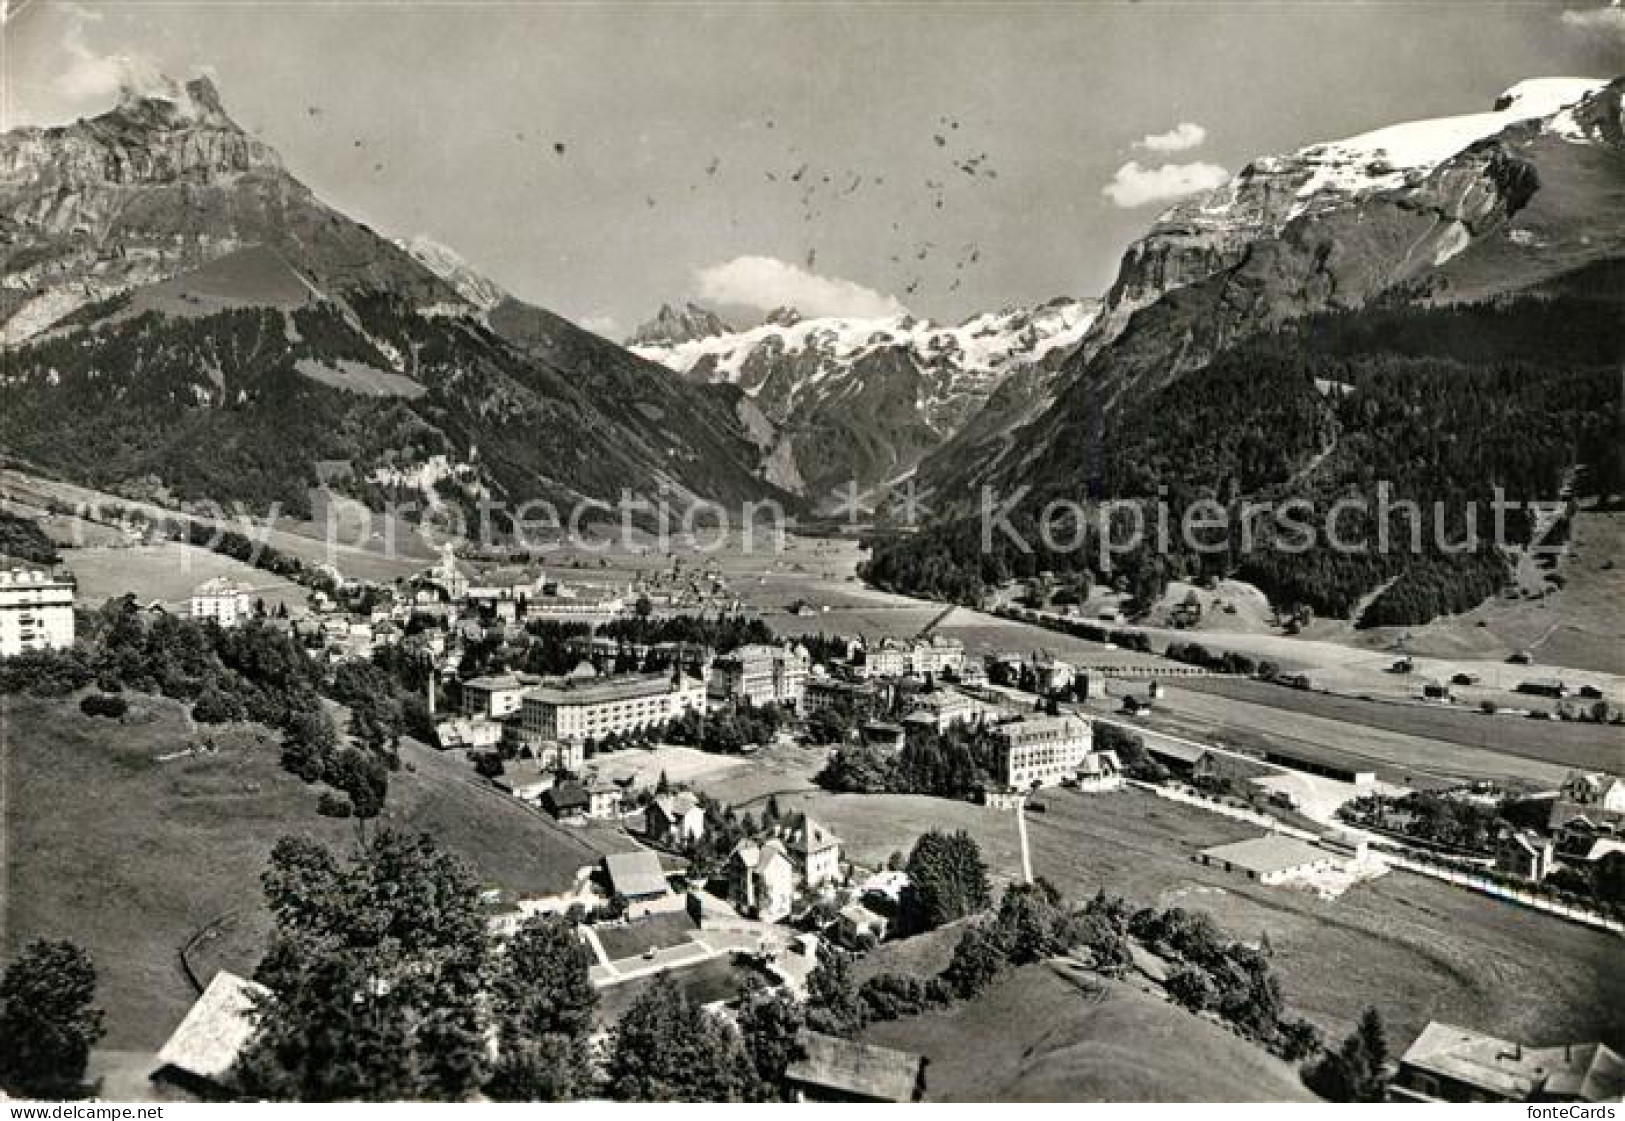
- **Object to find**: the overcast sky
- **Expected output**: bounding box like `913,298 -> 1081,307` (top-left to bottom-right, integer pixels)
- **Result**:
3,1 -> 1621,337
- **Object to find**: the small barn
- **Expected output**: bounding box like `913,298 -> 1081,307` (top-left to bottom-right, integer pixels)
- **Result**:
150,971 -> 270,1099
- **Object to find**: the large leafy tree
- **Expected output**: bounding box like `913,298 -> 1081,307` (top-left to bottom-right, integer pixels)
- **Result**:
803,946 -> 866,1038
735,979 -> 806,1097
606,976 -> 759,1101
0,940 -> 105,1097
1307,1007 -> 1391,1102
905,829 -> 991,930
237,831 -> 491,1101
486,915 -> 598,1101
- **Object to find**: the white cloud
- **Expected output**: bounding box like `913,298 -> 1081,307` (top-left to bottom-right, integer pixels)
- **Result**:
579,314 -> 622,340
1560,1 -> 1625,42
1136,122 -> 1208,153
1102,160 -> 1230,208
694,255 -> 904,318
52,2 -> 168,112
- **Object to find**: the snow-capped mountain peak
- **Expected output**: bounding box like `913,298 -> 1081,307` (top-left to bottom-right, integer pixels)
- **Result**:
629,297 -> 1098,496
395,235 -> 509,312
1177,76 -> 1610,229
626,301 -> 734,346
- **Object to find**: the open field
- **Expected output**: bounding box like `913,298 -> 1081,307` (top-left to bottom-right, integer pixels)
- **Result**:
780,787 -> 1623,1051
932,606 -> 1171,670
1,694 -> 625,1048
865,963 -> 1317,1102
688,741 -> 830,808
64,542 -> 309,613
1176,676 -> 1622,775
1353,510 -> 1625,676
1116,686 -> 1581,790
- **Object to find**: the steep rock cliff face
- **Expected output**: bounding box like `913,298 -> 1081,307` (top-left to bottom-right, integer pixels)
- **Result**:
925,77 -> 1623,505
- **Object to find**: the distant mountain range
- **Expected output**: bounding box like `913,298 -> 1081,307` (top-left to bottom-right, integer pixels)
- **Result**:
919,76 -> 1625,505
864,77 -> 1625,626
630,297 -> 1098,499
0,77 -> 790,521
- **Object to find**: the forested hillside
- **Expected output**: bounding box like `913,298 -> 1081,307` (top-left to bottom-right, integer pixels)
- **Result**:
860,280 -> 1624,626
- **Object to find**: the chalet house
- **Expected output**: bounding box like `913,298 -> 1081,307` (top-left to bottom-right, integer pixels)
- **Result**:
1495,829 -> 1556,882
645,791 -> 707,847
150,971 -> 270,1099
492,758 -> 558,803
1390,1022 -> 1625,1103
729,837 -> 797,921
835,900 -> 890,946
728,813 -> 843,920
783,1031 -> 926,1103
543,780 -> 591,822
1075,749 -> 1124,791
601,851 -> 675,917
586,779 -> 622,820
1548,770 -> 1625,834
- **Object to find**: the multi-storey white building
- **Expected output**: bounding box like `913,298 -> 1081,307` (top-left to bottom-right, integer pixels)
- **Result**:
190,577 -> 254,627
0,569 -> 75,658
709,643 -> 809,708
993,714 -> 1093,791
858,636 -> 966,680
516,669 -> 705,744
460,672 -> 536,719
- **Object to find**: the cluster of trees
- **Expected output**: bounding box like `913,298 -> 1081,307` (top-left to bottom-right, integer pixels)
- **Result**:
0,510 -> 59,564
235,828 -> 826,1103
239,831 -> 598,1100
817,725 -> 1000,802
656,701 -> 792,756
1127,905 -> 1320,1060
0,940 -> 105,1098
0,595 -> 417,819
1337,791 -> 1506,855
1162,640 -> 1277,677
860,290 -> 1622,627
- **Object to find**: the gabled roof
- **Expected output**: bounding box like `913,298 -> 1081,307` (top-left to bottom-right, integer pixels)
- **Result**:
783,812 -> 840,855
603,850 -> 669,898
1401,1022 -> 1625,1102
154,971 -> 269,1089
1199,835 -> 1331,875
784,1030 -> 925,1102
652,791 -> 702,821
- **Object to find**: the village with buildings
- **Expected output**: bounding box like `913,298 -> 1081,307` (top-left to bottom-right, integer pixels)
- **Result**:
4,523 -> 1617,1104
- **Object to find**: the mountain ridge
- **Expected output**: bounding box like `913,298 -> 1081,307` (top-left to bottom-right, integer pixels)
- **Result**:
0,76 -> 795,520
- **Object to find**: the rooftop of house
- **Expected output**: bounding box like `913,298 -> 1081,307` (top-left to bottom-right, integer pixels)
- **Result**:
784,1030 -> 925,1102
602,850 -> 669,898
153,970 -> 270,1088
1400,1022 -> 1625,1102
192,576 -> 249,596
545,780 -> 590,810
1199,834 -> 1333,876
524,672 -> 687,707
993,714 -> 1089,745
652,791 -> 702,819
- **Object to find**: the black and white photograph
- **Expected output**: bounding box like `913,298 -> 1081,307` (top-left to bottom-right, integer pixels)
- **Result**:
0,0 -> 1621,1107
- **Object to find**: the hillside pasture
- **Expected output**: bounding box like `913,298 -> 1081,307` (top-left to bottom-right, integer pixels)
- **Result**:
1,694 -> 621,1048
